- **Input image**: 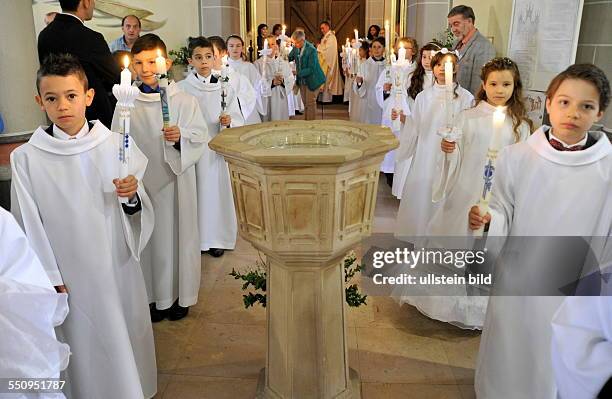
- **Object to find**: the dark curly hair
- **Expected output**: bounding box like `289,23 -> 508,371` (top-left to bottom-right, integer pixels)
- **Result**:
408,42 -> 441,100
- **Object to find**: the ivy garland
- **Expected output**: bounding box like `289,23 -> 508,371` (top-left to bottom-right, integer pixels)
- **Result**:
229,252 -> 368,309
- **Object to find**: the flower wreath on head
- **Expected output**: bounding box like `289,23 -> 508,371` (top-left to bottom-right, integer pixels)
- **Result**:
431,47 -> 460,58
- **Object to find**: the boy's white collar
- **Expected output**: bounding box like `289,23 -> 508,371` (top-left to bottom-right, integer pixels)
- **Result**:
53,121 -> 89,140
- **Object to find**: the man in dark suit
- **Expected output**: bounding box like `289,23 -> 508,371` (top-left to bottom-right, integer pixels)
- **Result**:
38,0 -> 120,127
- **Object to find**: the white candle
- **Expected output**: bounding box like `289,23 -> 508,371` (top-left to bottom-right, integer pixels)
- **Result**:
264,39 -> 269,50
282,25 -> 286,37
444,57 -> 454,128
384,20 -> 390,48
155,49 -> 167,75
354,29 -> 359,41
120,55 -> 131,87
397,42 -> 406,64
473,106 -> 506,237
346,38 -> 350,48
444,58 -> 453,90
491,107 -> 506,150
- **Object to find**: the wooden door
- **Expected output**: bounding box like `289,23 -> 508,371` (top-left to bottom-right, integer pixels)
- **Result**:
284,0 -> 365,44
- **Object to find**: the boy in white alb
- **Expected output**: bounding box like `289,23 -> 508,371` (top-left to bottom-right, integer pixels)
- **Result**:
253,35 -> 295,121
177,36 -> 241,258
11,53 -> 156,399
470,64 -> 612,399
116,34 -> 208,322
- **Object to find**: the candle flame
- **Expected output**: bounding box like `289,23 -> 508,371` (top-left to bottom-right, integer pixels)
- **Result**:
123,55 -> 130,68
399,42 -> 404,49
157,49 -> 162,58
282,24 -> 286,29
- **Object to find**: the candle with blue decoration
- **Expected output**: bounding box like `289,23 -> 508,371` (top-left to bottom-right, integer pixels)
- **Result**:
112,55 -> 141,203
473,106 -> 506,237
155,49 -> 173,146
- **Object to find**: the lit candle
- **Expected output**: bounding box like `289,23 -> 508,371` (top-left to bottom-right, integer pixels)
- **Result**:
346,38 -> 350,48
444,56 -> 454,128
397,42 -> 406,64
282,25 -> 286,37
491,106 -> 506,149
473,107 -> 506,237
354,29 -> 359,41
120,55 -> 131,87
444,57 -> 453,90
155,49 -> 167,75
264,39 -> 269,50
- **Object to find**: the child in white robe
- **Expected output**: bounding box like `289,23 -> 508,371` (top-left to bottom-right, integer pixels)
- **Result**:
117,34 -> 208,322
287,60 -> 305,117
349,42 -> 369,122
340,41 -> 352,104
0,206 -> 70,392
177,36 -> 241,257
227,35 -> 266,124
395,51 -> 474,241
390,41 -> 439,198
552,296 -> 612,399
376,37 -> 418,183
355,37 -> 386,124
398,58 -> 533,330
11,53 -> 156,399
209,36 -> 261,126
469,63 -> 612,399
253,36 -> 295,121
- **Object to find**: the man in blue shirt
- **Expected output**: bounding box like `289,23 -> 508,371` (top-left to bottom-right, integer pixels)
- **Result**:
109,15 -> 141,53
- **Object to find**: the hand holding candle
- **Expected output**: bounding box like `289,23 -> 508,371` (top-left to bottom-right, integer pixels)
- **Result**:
112,55 -> 140,203
473,107 -> 506,237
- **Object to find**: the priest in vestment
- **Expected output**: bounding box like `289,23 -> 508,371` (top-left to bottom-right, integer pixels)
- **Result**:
318,21 -> 344,102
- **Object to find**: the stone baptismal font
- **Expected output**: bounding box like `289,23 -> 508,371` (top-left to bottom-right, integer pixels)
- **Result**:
209,120 -> 398,398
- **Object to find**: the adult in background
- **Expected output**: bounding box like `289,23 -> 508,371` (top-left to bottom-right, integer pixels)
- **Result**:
256,23 -> 268,57
109,15 -> 142,52
367,24 -> 380,42
288,30 -> 326,120
318,20 -> 343,102
448,5 -> 495,95
38,0 -> 120,128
